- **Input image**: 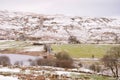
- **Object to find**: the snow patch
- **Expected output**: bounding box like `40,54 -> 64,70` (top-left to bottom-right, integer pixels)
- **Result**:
0,75 -> 18,80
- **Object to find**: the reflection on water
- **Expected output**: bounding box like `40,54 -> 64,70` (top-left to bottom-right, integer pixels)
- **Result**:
0,54 -> 41,66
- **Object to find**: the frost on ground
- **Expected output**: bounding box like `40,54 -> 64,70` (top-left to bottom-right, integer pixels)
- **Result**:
0,10 -> 120,44
24,46 -> 44,51
0,75 -> 18,80
0,67 -> 20,73
0,65 -> 114,80
0,66 -> 92,80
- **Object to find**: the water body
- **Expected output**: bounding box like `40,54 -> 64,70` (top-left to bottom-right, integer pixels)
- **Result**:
0,54 -> 42,66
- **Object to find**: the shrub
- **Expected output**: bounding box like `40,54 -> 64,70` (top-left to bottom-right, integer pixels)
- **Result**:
89,64 -> 96,71
34,51 -> 74,68
55,51 -> 72,60
78,62 -> 83,67
89,63 -> 101,73
56,59 -> 73,68
0,56 -> 11,66
14,61 -> 23,66
36,58 -> 56,66
55,51 -> 74,68
68,36 -> 80,44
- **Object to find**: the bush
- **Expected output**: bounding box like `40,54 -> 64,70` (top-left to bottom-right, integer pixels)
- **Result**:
0,56 -> 11,66
78,62 -> 83,67
36,58 -> 56,66
56,59 -> 73,68
55,51 -> 74,68
68,36 -> 80,44
14,61 -> 23,66
89,63 -> 101,73
32,51 -> 74,68
55,51 -> 72,60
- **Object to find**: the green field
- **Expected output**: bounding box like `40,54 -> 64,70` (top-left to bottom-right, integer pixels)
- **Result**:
52,44 -> 119,58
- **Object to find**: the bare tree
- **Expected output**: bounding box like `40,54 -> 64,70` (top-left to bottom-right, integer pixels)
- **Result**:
65,27 -> 80,44
101,46 -> 120,78
44,44 -> 52,53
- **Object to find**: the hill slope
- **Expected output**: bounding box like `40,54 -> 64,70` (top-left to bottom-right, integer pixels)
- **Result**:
0,10 -> 120,43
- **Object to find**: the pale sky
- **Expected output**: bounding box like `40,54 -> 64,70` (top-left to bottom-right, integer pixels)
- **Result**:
0,0 -> 120,17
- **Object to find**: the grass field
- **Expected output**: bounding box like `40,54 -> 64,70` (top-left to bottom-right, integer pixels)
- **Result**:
52,44 -> 119,58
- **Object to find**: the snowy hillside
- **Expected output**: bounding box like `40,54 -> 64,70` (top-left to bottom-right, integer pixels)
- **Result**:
0,10 -> 120,44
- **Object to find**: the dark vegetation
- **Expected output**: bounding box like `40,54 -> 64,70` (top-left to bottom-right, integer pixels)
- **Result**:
89,63 -> 101,73
36,58 -> 56,66
0,56 -> 11,66
55,51 -> 74,68
68,36 -> 80,44
33,51 -> 74,68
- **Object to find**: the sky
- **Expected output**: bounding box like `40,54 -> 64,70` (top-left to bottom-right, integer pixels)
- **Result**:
0,0 -> 120,17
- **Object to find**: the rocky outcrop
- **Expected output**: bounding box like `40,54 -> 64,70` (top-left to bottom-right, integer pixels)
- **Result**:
0,10 -> 120,44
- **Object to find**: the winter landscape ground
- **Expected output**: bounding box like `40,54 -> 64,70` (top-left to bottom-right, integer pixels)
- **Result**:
0,10 -> 120,80
0,40 -> 118,80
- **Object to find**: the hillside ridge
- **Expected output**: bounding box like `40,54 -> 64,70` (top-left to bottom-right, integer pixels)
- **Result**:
0,10 -> 120,44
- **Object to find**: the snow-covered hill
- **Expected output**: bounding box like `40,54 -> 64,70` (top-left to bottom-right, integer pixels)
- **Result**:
0,10 -> 120,44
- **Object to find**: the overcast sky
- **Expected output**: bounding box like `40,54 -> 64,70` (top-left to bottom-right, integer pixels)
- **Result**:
0,0 -> 120,17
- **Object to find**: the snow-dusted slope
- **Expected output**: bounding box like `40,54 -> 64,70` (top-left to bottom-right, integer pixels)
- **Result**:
0,10 -> 120,44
